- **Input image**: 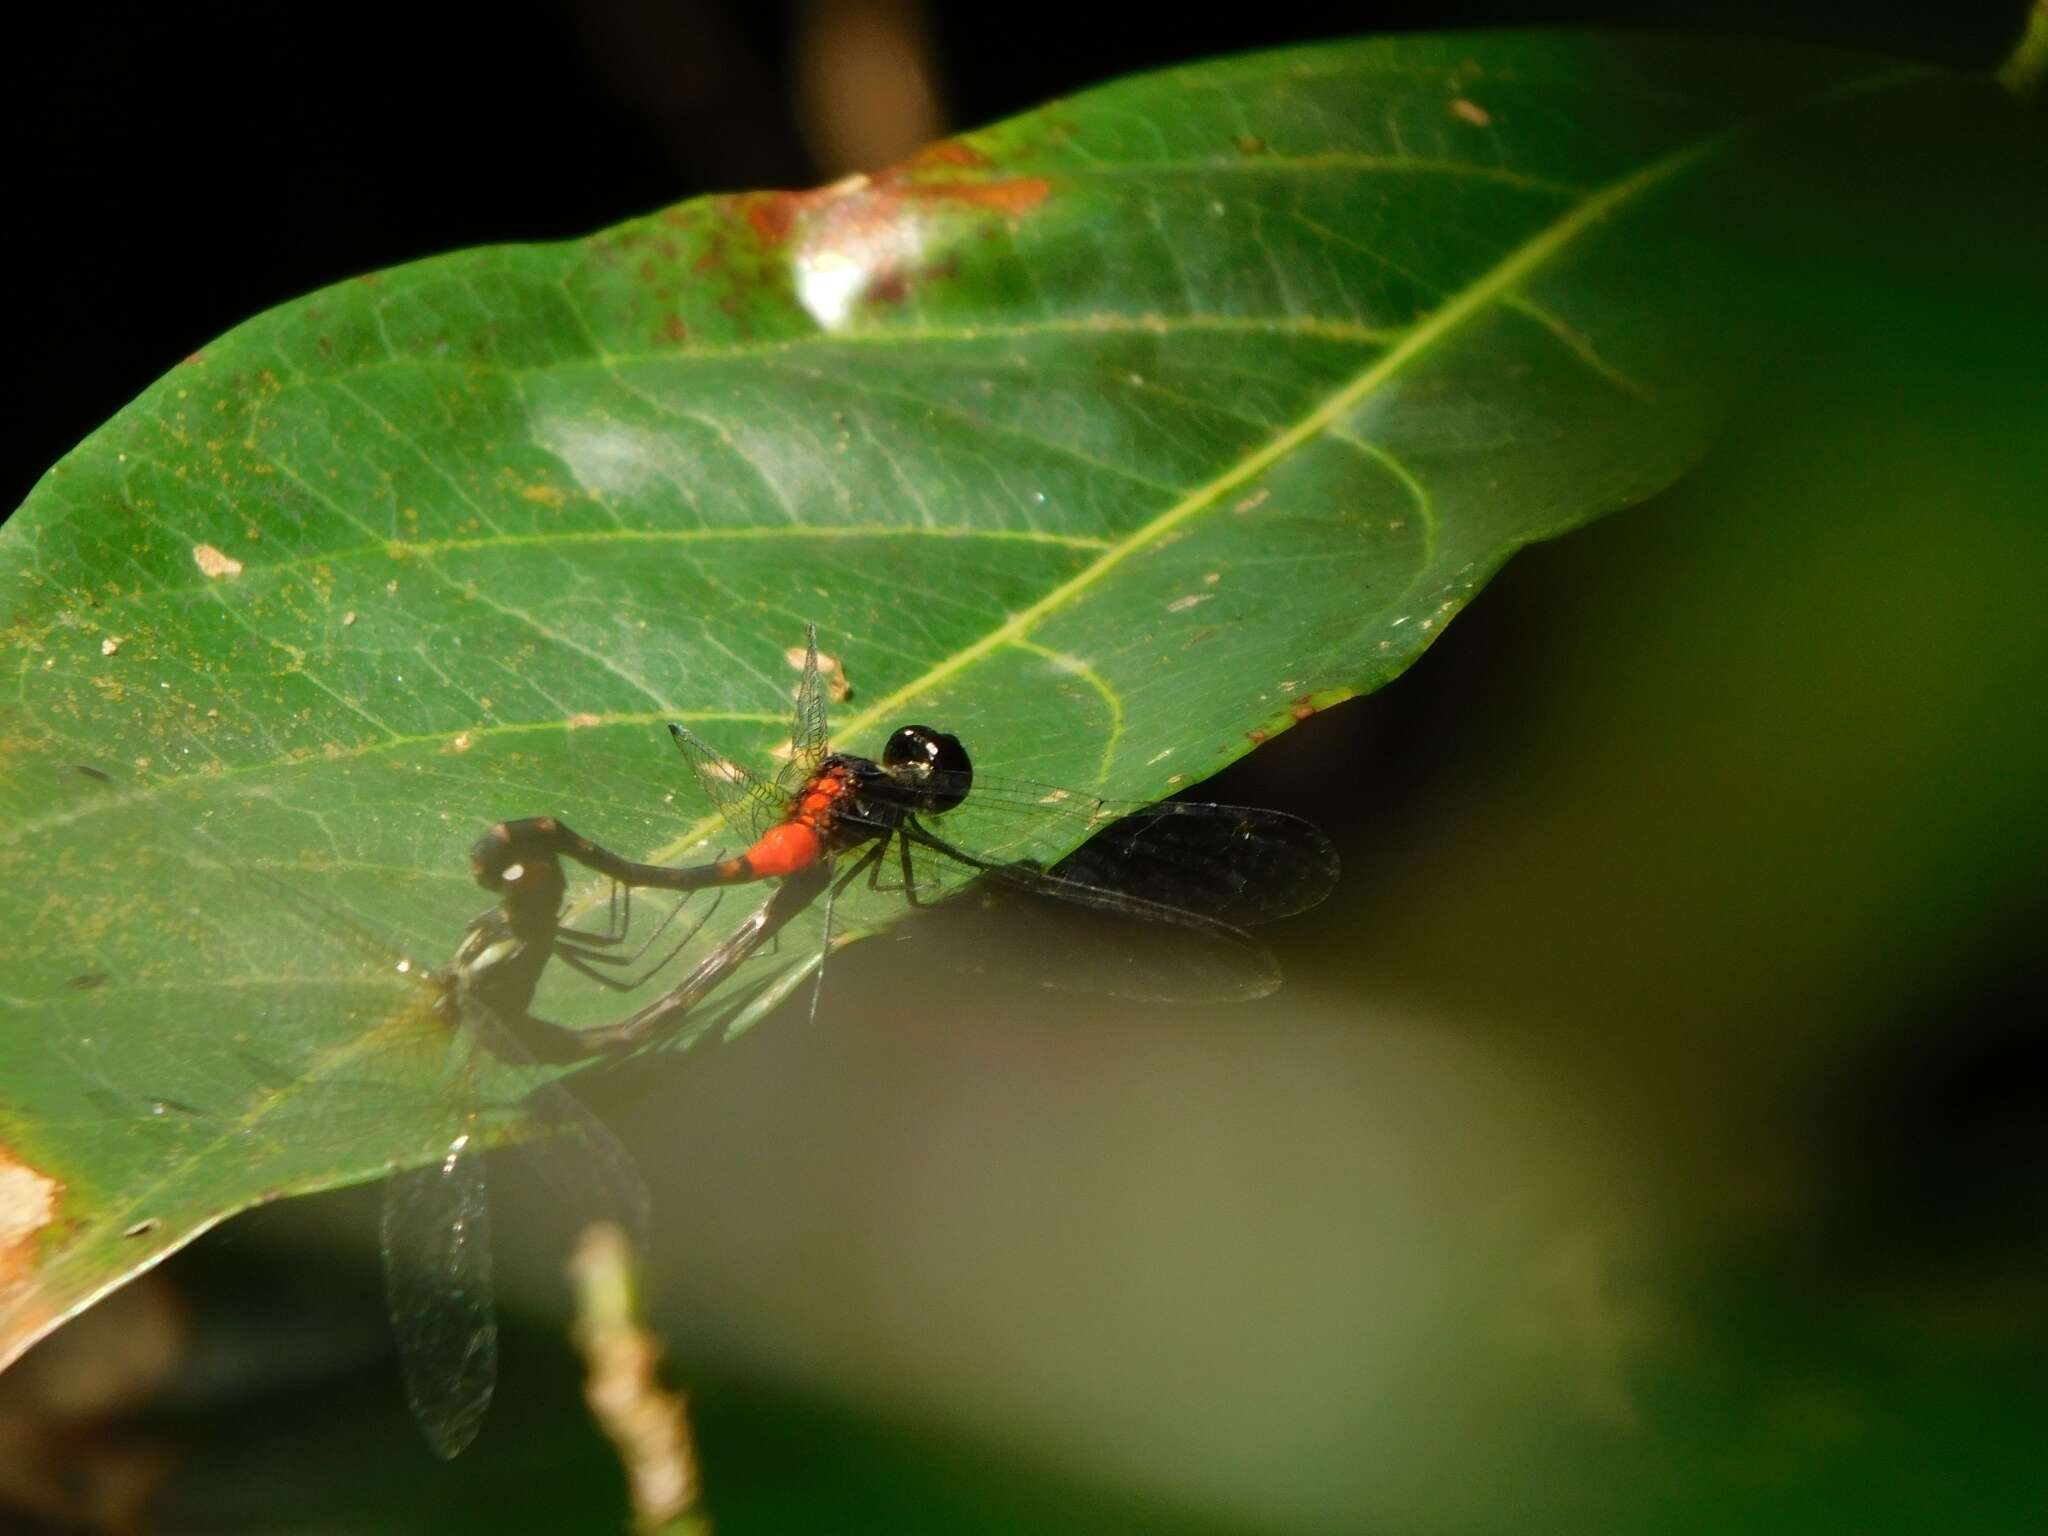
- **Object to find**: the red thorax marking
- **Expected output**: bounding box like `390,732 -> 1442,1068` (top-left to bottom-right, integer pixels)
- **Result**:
735,763 -> 855,879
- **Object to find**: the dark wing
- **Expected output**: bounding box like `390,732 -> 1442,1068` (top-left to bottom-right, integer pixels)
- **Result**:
1021,797 -> 1338,928
668,722 -> 791,845
833,772 -> 1338,927
379,1129 -> 496,1460
850,781 -> 1338,1003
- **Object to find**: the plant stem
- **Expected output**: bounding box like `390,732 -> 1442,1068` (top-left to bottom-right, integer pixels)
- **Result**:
1997,0 -> 2048,98
570,1222 -> 708,1535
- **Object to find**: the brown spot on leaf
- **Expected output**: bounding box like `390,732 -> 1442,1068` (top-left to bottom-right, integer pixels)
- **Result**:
568,712 -> 604,729
796,156 -> 1047,250
1247,728 -> 1270,745
0,1147 -> 61,1290
1449,98 -> 1491,127
748,193 -> 800,246
906,177 -> 1050,216
1290,703 -> 1318,722
909,138 -> 989,171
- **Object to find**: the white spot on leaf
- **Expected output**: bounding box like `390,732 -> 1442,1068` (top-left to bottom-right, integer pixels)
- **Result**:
192,543 -> 243,579
792,646 -> 854,702
1,1148 -> 59,1287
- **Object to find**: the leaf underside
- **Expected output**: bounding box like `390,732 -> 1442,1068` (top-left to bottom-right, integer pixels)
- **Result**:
0,32 -> 1939,1369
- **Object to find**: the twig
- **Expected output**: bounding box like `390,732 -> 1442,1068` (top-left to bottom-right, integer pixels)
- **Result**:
569,1222 -> 708,1535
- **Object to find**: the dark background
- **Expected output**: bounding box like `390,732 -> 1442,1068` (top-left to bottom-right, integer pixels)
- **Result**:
3,0 -> 2026,513
7,4 -> 2046,1533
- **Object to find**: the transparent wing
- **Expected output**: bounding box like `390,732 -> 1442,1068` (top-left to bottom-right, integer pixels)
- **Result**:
776,621 -> 831,798
506,1072 -> 653,1249
380,1127 -> 496,1460
67,765 -> 440,980
668,722 -> 791,845
451,964 -> 653,1305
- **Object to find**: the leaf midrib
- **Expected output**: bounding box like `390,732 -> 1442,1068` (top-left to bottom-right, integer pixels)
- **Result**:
634,88 -> 1750,863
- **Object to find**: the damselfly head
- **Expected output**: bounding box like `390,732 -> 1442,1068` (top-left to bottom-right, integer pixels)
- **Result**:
881,725 -> 972,814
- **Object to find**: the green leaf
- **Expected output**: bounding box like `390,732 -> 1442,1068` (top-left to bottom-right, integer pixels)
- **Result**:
0,32 -> 1954,1373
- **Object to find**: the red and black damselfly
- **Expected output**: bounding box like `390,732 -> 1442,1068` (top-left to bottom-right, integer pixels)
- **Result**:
471,626 -> 1338,1050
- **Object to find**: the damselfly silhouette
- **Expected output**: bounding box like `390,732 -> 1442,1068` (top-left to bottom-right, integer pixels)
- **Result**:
60,765 -> 717,1457
470,626 -> 1338,1052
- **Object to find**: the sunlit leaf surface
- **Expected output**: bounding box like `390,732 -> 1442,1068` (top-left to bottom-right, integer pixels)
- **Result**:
0,33 -> 1939,1371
